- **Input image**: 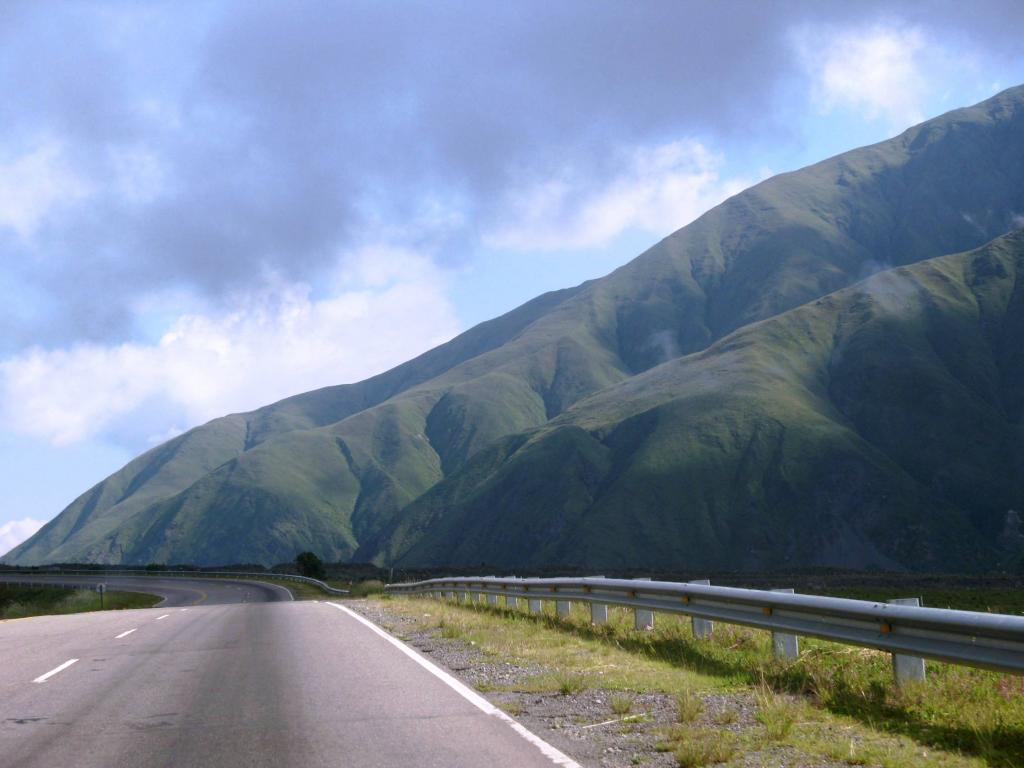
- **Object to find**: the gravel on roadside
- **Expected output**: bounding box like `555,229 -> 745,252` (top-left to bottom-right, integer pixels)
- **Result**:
349,600 -> 857,768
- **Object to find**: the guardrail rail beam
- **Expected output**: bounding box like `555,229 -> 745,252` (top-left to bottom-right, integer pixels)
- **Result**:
383,574 -> 1024,684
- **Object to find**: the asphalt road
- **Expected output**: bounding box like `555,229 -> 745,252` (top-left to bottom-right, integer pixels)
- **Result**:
0,574 -> 292,606
0,594 -> 578,768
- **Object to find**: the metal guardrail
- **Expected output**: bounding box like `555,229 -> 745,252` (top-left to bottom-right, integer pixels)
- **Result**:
0,569 -> 349,595
387,575 -> 1024,684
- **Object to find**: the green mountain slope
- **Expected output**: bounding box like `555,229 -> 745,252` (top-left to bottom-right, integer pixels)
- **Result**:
5,285 -> 584,564
372,231 -> 1024,571
5,85 -> 1024,567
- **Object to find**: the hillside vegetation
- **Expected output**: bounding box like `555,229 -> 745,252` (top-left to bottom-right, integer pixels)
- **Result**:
371,232 -> 1024,570
6,85 -> 1024,569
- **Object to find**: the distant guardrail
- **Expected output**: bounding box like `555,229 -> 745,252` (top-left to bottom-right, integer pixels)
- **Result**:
387,575 -> 1024,684
0,569 -> 349,596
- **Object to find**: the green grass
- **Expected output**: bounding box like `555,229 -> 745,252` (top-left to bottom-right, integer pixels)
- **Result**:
675,687 -> 704,723
344,579 -> 386,598
662,727 -> 737,768
713,708 -> 737,726
610,693 -> 636,714
0,584 -> 161,619
439,618 -> 462,639
754,687 -> 799,741
554,671 -> 588,696
380,595 -> 1024,767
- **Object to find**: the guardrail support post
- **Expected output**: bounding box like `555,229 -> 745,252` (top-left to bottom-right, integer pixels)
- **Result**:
770,588 -> 799,659
888,597 -> 926,684
632,577 -> 654,630
688,579 -> 713,638
528,598 -> 542,614
556,600 -> 571,617
486,593 -> 497,606
446,591 -> 455,601
590,603 -> 608,625
505,595 -> 519,609
634,607 -> 654,630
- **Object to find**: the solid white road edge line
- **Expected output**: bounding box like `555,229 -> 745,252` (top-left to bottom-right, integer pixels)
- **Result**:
271,582 -> 296,602
155,614 -> 170,620
32,658 -> 78,683
325,602 -> 581,768
248,580 -> 295,602
114,628 -> 137,639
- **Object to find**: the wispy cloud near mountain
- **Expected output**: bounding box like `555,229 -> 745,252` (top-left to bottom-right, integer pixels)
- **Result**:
0,518 -> 44,555
1,248 -> 458,446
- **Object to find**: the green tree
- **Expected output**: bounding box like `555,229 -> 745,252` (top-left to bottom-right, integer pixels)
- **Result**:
295,551 -> 326,580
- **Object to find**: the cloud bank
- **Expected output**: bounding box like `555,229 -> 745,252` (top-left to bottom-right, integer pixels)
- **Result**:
0,1 -> 1022,454
485,140 -> 754,252
1,249 -> 458,445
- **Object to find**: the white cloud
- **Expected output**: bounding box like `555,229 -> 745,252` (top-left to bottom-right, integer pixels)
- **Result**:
484,140 -> 753,252
0,247 -> 460,446
0,517 -> 46,555
796,23 -> 932,128
0,142 -> 90,239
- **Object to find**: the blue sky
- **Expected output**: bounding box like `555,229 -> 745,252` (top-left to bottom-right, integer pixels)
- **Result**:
1,1 -> 1023,554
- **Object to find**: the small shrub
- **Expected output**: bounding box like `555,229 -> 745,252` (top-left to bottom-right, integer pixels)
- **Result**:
713,708 -> 737,726
555,672 -> 587,696
349,579 -> 385,597
295,551 -> 326,580
610,693 -> 635,715
500,700 -> 524,716
676,687 -> 704,723
439,619 -> 461,639
671,729 -> 736,768
755,687 -> 798,741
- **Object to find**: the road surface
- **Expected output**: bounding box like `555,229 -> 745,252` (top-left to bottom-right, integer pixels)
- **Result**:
0,573 -> 291,606
0,588 -> 578,767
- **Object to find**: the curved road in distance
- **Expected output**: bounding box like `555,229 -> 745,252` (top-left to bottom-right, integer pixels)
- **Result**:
0,573 -> 292,606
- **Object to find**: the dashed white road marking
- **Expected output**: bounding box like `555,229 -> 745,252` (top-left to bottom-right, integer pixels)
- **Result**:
32,659 -> 78,683
325,602 -> 581,768
155,614 -> 170,621
114,629 -> 137,639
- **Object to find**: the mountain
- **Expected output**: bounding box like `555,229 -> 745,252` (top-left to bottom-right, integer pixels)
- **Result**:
5,85 -> 1024,568
370,231 -> 1024,571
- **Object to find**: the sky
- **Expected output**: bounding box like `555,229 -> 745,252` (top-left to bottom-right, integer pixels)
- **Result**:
2,0 -> 1023,554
